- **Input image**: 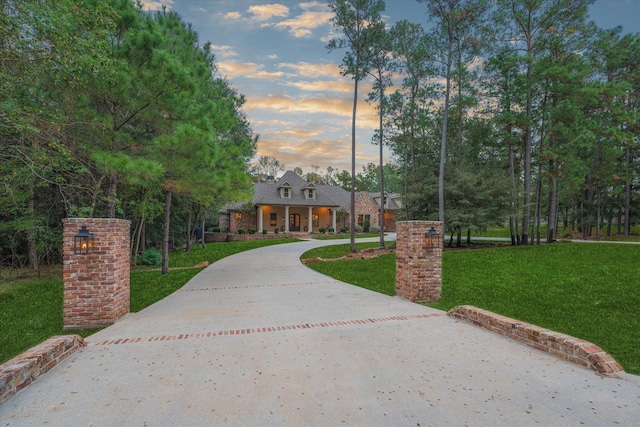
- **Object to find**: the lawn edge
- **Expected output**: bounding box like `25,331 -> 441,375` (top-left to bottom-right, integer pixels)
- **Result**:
0,335 -> 85,405
448,305 -> 624,376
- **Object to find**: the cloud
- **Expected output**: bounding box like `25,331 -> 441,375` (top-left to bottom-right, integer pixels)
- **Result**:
248,4 -> 290,21
139,0 -> 173,11
210,44 -> 238,59
275,11 -> 333,37
225,11 -> 241,20
285,79 -> 353,94
245,95 -> 378,127
216,61 -> 293,81
278,62 -> 340,78
217,61 -> 261,79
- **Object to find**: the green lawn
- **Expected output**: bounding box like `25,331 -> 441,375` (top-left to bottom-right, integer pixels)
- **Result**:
302,242 -> 640,375
0,239 -> 298,364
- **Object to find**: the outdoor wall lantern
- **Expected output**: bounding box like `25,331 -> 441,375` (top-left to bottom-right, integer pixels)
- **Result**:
424,226 -> 440,248
74,225 -> 94,255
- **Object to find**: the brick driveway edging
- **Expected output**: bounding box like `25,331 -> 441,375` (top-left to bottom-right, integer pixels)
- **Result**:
448,305 -> 624,375
0,335 -> 85,404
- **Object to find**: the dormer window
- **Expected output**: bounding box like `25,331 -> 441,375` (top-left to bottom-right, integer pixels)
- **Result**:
278,181 -> 292,199
303,183 -> 316,200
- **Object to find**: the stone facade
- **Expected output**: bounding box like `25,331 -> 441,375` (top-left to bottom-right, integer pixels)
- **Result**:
62,218 -> 130,329
354,191 -> 381,228
395,221 -> 442,302
229,211 -> 258,233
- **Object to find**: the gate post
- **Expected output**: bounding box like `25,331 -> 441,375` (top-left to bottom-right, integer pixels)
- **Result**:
63,218 -> 130,329
395,221 -> 442,302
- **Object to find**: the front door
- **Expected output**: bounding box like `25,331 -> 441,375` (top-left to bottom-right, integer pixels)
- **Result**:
289,214 -> 301,231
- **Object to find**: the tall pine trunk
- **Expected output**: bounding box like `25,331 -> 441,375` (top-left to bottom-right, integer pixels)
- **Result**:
378,80 -> 385,248
349,75 -> 358,253
161,189 -> 172,275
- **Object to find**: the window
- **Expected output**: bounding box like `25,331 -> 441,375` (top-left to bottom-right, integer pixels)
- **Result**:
312,214 -> 319,226
308,189 -> 314,199
270,213 -> 277,226
283,188 -> 289,198
235,212 -> 242,220
357,214 -> 370,226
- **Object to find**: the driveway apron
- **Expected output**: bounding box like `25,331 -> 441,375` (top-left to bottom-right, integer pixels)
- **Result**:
1,238 -> 639,426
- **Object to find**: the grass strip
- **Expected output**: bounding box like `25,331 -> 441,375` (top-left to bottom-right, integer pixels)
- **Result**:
300,241 -> 393,259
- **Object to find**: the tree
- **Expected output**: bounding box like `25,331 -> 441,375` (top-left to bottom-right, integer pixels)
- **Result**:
250,155 -> 285,181
488,0 -> 594,244
366,25 -> 392,246
0,0 -> 114,269
418,0 -> 488,238
327,0 -> 386,252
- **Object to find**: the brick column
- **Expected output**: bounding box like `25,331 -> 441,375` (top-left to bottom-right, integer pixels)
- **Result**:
395,221 -> 442,302
63,218 -> 131,329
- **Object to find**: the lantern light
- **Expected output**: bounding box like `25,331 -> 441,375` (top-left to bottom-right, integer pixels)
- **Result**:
74,225 -> 94,255
424,226 -> 440,248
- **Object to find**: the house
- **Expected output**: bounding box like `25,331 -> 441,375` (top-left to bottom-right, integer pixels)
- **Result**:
219,171 -> 403,233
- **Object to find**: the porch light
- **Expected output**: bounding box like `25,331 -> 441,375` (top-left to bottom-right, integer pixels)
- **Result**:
74,225 -> 94,255
424,226 -> 440,248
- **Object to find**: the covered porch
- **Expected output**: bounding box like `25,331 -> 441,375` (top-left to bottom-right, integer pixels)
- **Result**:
256,205 -> 337,233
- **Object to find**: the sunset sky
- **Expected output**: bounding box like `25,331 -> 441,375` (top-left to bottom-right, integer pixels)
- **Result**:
140,0 -> 640,175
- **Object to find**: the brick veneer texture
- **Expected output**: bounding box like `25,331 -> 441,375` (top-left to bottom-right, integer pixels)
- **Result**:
354,191 -> 381,227
395,221 -> 442,302
63,218 -> 130,329
0,335 -> 85,404
448,305 -> 624,375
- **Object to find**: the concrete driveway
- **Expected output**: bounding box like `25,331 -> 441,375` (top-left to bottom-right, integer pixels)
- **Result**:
1,238 -> 639,426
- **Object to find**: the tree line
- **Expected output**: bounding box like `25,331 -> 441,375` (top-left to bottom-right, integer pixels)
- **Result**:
328,0 -> 639,246
1,0 -> 256,272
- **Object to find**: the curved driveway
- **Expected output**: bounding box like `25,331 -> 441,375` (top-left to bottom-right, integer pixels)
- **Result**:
1,238 -> 639,426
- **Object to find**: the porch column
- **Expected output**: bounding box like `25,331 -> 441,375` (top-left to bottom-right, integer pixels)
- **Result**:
308,207 -> 313,233
332,209 -> 337,231
285,205 -> 290,232
257,205 -> 263,233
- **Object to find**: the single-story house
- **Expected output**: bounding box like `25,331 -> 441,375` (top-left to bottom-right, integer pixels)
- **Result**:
219,170 -> 403,234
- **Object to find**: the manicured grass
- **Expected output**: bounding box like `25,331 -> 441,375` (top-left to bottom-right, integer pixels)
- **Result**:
300,241 -> 393,259
0,238 -> 298,364
312,233 -> 383,240
476,225 -> 640,241
309,254 -> 396,295
301,242 -> 640,375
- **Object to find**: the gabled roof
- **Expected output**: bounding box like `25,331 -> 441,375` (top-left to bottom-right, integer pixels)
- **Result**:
253,170 -> 342,207
370,192 -> 402,211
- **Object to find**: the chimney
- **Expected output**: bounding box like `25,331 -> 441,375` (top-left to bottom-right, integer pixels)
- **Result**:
265,175 -> 275,183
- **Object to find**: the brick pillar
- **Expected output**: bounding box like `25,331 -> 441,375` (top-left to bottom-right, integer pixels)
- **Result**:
395,221 -> 442,302
63,218 -> 131,329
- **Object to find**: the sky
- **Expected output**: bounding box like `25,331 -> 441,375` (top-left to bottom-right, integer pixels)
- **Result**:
139,0 -> 640,175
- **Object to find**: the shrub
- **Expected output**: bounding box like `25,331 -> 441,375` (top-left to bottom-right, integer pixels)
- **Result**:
262,229 -> 267,234
328,228 -> 335,234
210,227 -> 221,232
274,228 -> 279,234
319,228 -> 326,234
248,228 -> 256,235
138,248 -> 161,266
355,225 -> 363,233
370,226 -> 380,233
237,229 -> 246,234
363,219 -> 370,233
340,227 -> 348,233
